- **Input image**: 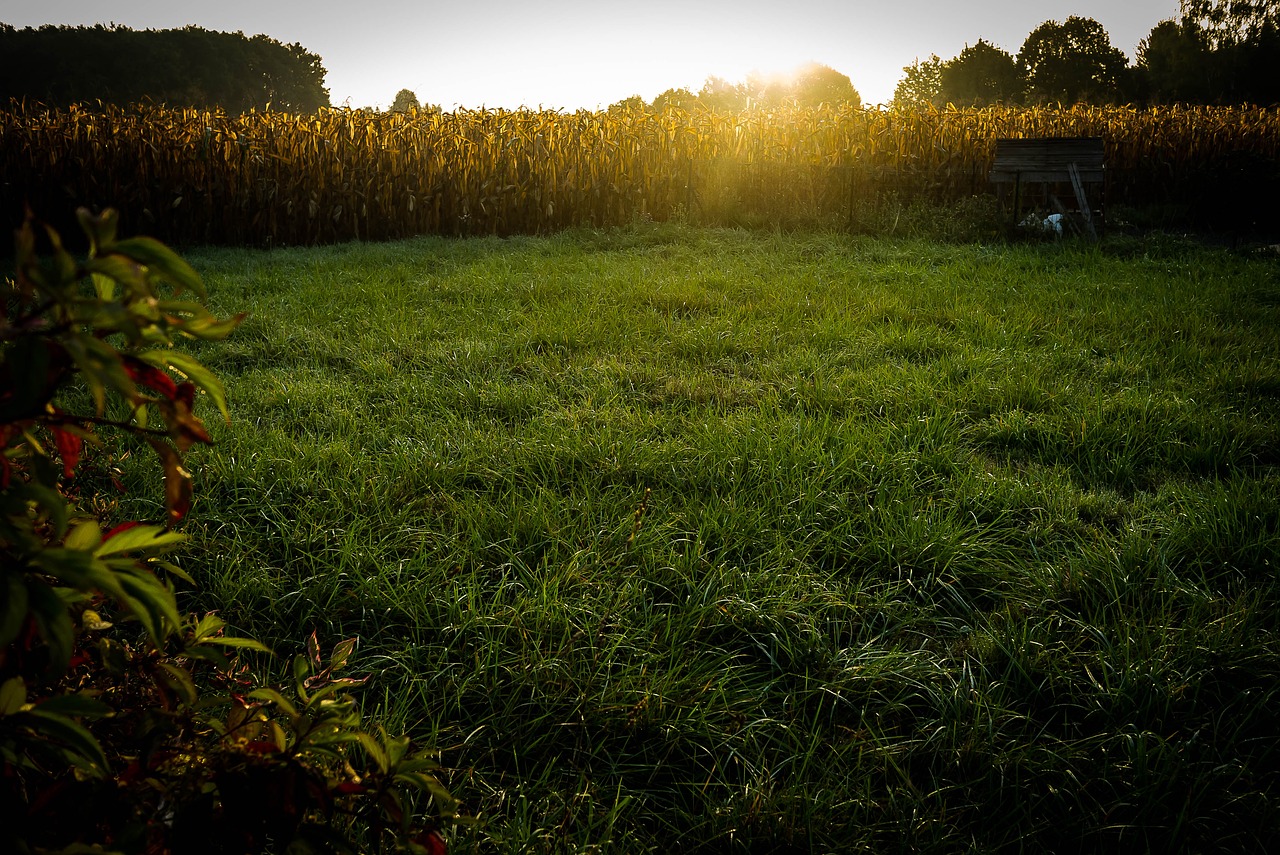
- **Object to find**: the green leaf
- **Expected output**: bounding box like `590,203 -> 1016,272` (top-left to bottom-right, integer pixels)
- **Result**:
85,255 -> 148,295
94,524 -> 186,557
41,222 -> 78,288
354,732 -> 389,774
329,637 -> 358,672
158,662 -> 198,707
305,677 -> 368,706
28,581 -> 76,672
115,567 -> 182,641
22,482 -> 71,541
61,334 -> 135,416
91,271 -> 117,301
34,692 -> 113,719
294,652 -> 312,687
177,312 -> 246,341
97,637 -> 131,675
181,644 -> 231,670
193,613 -> 227,641
201,634 -> 273,654
33,548 -> 129,604
24,708 -> 109,774
43,845 -> 131,855
138,350 -> 232,422
382,730 -> 411,769
77,207 -> 119,254
0,575 -> 29,649
248,687 -> 299,719
395,770 -> 458,810
153,299 -> 215,320
64,520 -> 103,552
111,237 -> 206,299
153,559 -> 196,586
0,676 -> 28,715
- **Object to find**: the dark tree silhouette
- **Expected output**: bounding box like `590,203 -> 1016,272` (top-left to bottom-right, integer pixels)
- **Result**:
1180,0 -> 1279,44
0,24 -> 329,112
1137,19 -> 1218,103
1018,17 -> 1130,104
941,40 -> 1023,106
1137,4 -> 1279,104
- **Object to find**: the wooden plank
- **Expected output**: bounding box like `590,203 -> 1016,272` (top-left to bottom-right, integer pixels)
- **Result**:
990,169 -> 1104,183
992,138 -> 1104,158
989,137 -> 1104,182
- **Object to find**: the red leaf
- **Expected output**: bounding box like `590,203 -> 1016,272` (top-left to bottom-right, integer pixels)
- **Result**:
49,425 -> 83,479
333,781 -> 365,795
413,829 -> 447,855
120,759 -> 145,783
146,438 -> 192,526
123,358 -> 179,399
155,388 -> 213,452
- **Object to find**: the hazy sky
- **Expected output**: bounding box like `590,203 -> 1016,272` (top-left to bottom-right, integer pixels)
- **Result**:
5,1 -> 1182,109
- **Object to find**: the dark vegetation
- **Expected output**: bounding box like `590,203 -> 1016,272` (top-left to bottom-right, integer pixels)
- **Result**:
0,23 -> 329,113
0,211 -> 457,853
894,1 -> 1279,108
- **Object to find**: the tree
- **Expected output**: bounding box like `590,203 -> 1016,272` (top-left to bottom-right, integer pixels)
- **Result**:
940,40 -> 1023,106
0,25 -> 329,113
1137,19 -> 1218,103
1177,0 -> 1280,103
1138,5 -> 1279,104
607,94 -> 647,113
650,87 -> 698,111
1017,17 -> 1130,104
785,62 -> 862,108
701,63 -> 860,111
697,75 -> 747,111
390,88 -> 421,112
893,55 -> 945,109
1180,0 -> 1279,44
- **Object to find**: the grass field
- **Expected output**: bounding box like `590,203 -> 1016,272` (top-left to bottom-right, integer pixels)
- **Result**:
125,224 -> 1279,852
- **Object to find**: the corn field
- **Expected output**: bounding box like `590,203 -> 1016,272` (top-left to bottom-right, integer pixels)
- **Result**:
3,102 -> 1278,245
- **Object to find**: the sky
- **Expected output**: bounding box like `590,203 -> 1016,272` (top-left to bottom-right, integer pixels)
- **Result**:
5,1 -> 1182,109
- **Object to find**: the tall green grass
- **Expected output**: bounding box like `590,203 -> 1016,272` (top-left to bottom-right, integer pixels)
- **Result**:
127,225 -> 1279,851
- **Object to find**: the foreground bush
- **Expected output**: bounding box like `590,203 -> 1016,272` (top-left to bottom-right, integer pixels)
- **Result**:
0,209 -> 457,853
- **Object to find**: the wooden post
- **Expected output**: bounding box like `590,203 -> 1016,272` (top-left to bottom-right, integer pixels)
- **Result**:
1012,172 -> 1022,229
1068,162 -> 1098,241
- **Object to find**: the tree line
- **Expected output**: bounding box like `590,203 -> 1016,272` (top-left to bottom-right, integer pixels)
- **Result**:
608,62 -> 863,113
3,1 -> 1277,116
0,23 -> 329,113
893,1 -> 1278,108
